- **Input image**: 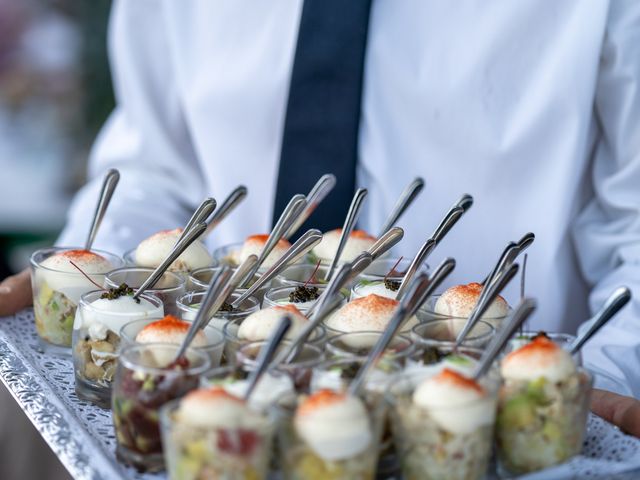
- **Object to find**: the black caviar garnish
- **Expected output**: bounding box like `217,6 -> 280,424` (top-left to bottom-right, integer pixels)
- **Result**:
289,285 -> 320,303
101,282 -> 139,303
219,302 -> 236,313
384,279 -> 401,291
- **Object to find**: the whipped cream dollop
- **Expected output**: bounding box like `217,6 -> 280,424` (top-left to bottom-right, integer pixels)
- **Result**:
237,304 -> 308,342
295,389 -> 372,461
501,333 -> 577,383
135,228 -> 212,272
235,234 -> 290,269
434,282 -> 509,322
177,387 -> 261,428
40,250 -> 114,303
326,294 -> 417,345
413,368 -> 496,434
312,229 -> 376,263
221,373 -> 294,411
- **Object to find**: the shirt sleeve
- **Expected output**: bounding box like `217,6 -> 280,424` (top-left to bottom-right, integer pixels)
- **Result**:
572,0 -> 640,397
56,0 -> 205,255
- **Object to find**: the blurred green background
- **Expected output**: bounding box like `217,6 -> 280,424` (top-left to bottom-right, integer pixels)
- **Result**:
0,0 -> 114,279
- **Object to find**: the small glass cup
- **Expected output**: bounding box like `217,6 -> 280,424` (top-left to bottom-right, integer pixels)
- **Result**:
176,290 -> 260,332
418,295 -> 511,331
410,319 -> 495,365
326,331 -> 415,364
188,266 -> 269,302
119,318 -> 225,369
161,393 -> 276,479
505,331 -> 582,364
386,370 -> 499,480
263,285 -> 338,315
272,263 -> 332,288
30,247 -> 123,350
112,343 -> 210,472
350,279 -> 401,300
212,242 -> 243,267
496,368 -> 592,475
276,387 -> 385,480
72,290 -> 164,408
358,257 -> 419,283
223,318 -> 326,366
237,340 -> 325,393
105,267 -> 185,316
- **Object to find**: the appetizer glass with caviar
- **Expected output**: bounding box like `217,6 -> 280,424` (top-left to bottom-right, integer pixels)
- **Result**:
188,266 -> 267,299
387,368 -> 499,480
72,287 -> 164,407
349,257 -> 418,300
161,386 -> 276,480
277,388 -> 384,480
119,315 -> 225,368
105,267 -> 185,316
326,331 -> 415,365
273,263 -> 331,288
30,247 -> 122,350
263,285 -> 332,315
177,290 -> 260,332
112,343 -> 210,471
496,333 -> 592,475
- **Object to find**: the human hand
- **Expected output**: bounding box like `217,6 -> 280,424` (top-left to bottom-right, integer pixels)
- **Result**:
0,268 -> 32,317
591,388 -> 640,438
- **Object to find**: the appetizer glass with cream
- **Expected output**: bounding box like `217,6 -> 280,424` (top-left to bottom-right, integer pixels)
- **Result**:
350,257 -> 416,300
496,333 -> 592,475
161,387 -> 276,480
263,285 -> 327,314
387,368 -> 499,480
213,234 -> 291,270
105,267 -> 185,316
273,263 -> 331,288
124,228 -> 214,273
278,389 -> 384,480
112,343 -> 210,471
311,229 -> 376,264
72,287 -> 164,407
177,290 -> 260,333
119,315 -> 225,368
326,331 -> 415,365
506,331 -> 581,364
188,266 -> 266,299
30,247 -> 122,349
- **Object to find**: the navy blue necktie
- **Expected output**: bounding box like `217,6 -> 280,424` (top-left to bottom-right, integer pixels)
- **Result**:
272,0 -> 373,233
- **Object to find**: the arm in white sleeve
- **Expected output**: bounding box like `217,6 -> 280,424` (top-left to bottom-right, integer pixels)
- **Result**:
572,0 -> 640,397
56,0 -> 205,255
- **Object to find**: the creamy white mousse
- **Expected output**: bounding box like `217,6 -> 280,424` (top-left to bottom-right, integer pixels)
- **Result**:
135,228 -> 212,272
352,280 -> 399,300
40,250 -> 114,303
326,294 -> 418,347
176,387 -> 261,428
295,389 -> 372,461
501,334 -> 576,383
312,229 -> 376,263
222,373 -> 294,411
413,368 -> 495,435
135,315 -> 208,347
434,282 -> 509,322
237,305 -> 308,341
234,234 -> 291,269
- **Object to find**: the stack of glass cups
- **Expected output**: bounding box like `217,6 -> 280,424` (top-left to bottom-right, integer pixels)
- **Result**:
30,247 -> 123,352
105,267 -> 185,316
72,290 -> 163,407
112,343 -> 210,472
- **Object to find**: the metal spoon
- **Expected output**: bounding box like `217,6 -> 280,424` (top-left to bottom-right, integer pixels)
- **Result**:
569,286 -> 631,355
231,229 -> 323,308
284,174 -> 337,240
396,238 -> 437,299
454,262 -> 520,348
85,169 -> 120,251
208,254 -> 258,318
366,227 -> 404,260
481,233 -> 535,286
472,298 -> 537,379
325,188 -> 368,281
242,194 -> 307,285
173,265 -> 233,361
133,222 -> 208,300
377,177 -> 425,237
177,197 -> 217,243
243,316 -> 292,400
205,186 -> 248,236
431,193 -> 473,244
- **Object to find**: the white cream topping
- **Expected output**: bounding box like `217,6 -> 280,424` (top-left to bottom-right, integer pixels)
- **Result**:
501,339 -> 577,383
434,283 -> 509,322
135,228 -> 212,272
238,238 -> 289,269
295,394 -> 372,461
237,306 -> 308,342
312,229 -> 376,263
177,390 -> 262,429
222,374 -> 294,411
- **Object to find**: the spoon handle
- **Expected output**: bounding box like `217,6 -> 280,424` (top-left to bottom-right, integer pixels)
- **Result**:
243,316 -> 292,401
325,188 -> 368,281
85,169 -> 120,251
569,287 -> 631,355
407,257 -> 456,318
455,262 -> 519,348
377,177 -> 425,237
175,266 -> 233,361
212,254 -> 258,316
284,174 -> 336,240
431,193 -> 473,244
178,197 -> 217,243
482,233 -> 535,286
473,298 -> 537,380
367,227 -> 404,260
396,238 -> 437,299
245,194 -> 307,285
205,186 -> 248,236
232,229 -> 323,307
133,222 -> 207,299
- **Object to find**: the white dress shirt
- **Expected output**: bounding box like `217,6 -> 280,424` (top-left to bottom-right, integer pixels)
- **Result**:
57,0 -> 640,396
